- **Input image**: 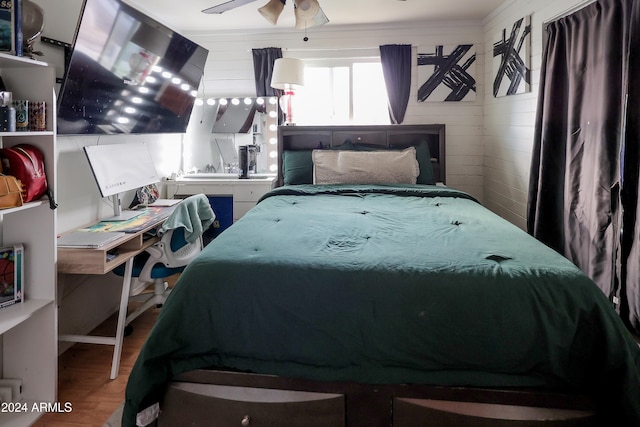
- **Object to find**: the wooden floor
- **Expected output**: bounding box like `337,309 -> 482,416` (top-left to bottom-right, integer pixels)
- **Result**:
33,291 -> 164,427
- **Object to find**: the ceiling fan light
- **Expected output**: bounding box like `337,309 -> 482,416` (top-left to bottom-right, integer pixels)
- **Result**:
293,0 -> 319,20
258,0 -> 285,25
295,3 -> 328,29
297,0 -> 311,11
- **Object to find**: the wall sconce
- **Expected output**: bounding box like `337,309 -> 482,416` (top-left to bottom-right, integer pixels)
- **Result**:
270,58 -> 304,126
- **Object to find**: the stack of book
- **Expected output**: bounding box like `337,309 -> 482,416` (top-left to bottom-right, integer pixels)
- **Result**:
0,0 -> 22,57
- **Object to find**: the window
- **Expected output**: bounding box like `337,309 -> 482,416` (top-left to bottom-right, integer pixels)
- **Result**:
294,59 -> 390,125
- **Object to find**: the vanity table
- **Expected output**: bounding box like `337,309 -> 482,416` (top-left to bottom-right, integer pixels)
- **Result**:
165,175 -> 277,233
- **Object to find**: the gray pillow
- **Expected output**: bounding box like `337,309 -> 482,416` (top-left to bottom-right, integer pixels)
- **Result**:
312,147 -> 420,185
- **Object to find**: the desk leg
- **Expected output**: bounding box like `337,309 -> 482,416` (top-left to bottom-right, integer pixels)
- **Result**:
110,257 -> 134,380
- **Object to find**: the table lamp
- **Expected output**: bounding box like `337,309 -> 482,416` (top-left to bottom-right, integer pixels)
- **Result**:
271,58 -> 304,125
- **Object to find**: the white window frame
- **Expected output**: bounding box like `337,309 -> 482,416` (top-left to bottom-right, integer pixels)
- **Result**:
295,56 -> 390,125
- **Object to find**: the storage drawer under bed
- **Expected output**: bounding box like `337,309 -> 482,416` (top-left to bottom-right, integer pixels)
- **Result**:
158,382 -> 345,426
392,397 -> 597,427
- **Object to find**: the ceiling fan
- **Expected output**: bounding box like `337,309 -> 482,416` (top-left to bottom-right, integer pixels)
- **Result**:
202,0 -> 258,14
202,0 -> 329,29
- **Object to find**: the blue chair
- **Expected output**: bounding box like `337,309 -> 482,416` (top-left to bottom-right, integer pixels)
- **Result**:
114,194 -> 215,330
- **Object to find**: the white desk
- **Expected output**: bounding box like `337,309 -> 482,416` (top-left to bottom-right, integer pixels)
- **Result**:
57,206 -> 175,379
165,175 -> 276,222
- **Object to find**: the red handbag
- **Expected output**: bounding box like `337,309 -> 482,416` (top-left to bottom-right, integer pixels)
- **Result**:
0,144 -> 57,209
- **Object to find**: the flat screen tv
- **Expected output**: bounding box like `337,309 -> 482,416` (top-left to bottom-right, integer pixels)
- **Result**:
57,0 -> 209,135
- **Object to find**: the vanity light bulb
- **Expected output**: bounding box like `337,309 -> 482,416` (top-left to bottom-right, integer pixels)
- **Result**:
206,98 -> 216,106
195,99 -> 204,106
269,137 -> 277,145
256,97 -> 265,105
244,97 -> 253,105
269,124 -> 277,131
219,98 -> 228,105
231,98 -> 240,105
269,151 -> 277,158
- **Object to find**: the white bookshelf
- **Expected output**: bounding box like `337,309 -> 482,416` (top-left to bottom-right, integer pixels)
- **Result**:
0,52 -> 57,426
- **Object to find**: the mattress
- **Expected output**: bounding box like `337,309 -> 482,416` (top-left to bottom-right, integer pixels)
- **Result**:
122,185 -> 640,426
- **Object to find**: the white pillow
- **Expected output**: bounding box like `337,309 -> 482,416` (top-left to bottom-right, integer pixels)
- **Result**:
312,147 -> 420,185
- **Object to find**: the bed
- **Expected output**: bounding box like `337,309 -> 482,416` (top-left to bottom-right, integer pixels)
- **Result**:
122,125 -> 640,427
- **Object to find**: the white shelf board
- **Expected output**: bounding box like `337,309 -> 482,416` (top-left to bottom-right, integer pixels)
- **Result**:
0,131 -> 55,137
0,200 -> 46,216
0,299 -> 53,335
0,53 -> 48,68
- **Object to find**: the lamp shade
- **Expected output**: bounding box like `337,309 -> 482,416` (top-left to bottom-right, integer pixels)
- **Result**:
258,0 -> 285,25
293,0 -> 319,20
271,58 -> 305,89
295,3 -> 328,29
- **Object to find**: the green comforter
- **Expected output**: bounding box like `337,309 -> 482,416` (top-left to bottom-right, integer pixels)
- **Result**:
123,185 -> 640,426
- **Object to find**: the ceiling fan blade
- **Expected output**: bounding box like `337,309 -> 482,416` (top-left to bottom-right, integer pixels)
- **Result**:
202,0 -> 259,14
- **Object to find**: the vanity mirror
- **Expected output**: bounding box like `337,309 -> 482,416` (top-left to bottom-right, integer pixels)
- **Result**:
211,97 -> 274,134
184,97 -> 279,177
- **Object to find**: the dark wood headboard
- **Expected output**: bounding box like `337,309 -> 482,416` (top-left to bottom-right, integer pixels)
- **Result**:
276,124 -> 446,187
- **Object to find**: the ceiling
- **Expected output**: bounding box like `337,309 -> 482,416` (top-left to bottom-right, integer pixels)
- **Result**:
125,0 -> 506,33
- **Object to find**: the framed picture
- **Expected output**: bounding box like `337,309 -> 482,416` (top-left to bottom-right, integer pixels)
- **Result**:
0,244 -> 23,309
417,44 -> 477,102
493,15 -> 532,97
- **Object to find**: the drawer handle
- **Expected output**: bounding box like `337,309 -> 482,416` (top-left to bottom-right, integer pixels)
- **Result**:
241,415 -> 251,426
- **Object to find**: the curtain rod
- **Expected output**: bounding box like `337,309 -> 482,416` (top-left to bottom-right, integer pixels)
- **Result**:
248,46 -> 382,52
284,47 -> 380,52
543,0 -> 596,25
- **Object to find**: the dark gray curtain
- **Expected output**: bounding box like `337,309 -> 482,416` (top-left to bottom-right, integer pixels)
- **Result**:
252,47 -> 283,124
379,44 -> 411,124
621,1 -> 640,333
528,0 -> 640,332
252,47 -> 283,97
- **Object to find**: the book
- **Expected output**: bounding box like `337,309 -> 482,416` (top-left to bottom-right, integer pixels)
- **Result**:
12,0 -> 20,57
57,231 -> 126,248
148,199 -> 181,207
0,1 -> 14,53
0,244 -> 23,309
